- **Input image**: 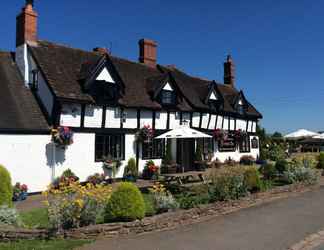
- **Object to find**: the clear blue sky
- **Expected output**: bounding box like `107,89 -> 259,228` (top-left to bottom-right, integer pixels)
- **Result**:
1,0 -> 323,134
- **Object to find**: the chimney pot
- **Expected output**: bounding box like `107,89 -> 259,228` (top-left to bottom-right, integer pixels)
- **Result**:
138,39 -> 157,68
224,54 -> 235,87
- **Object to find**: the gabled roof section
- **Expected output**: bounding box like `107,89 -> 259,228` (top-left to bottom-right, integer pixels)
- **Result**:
0,51 -> 49,131
28,40 -> 262,117
205,81 -> 224,104
29,40 -> 99,102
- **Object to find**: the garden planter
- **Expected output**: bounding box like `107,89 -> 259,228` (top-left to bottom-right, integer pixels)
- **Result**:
124,175 -> 137,182
13,191 -> 28,202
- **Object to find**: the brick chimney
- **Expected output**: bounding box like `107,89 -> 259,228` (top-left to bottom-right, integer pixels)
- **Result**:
16,0 -> 38,47
224,55 -> 235,87
139,39 -> 157,68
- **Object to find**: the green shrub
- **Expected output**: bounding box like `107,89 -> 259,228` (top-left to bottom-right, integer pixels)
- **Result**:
259,164 -> 277,180
283,167 -> 319,185
0,206 -> 21,226
268,144 -> 286,161
0,165 -> 13,207
124,158 -> 138,177
275,159 -> 288,174
244,167 -> 261,192
317,153 -> 324,169
176,193 -> 210,209
260,180 -> 273,192
208,167 -> 247,202
104,182 -> 145,222
143,194 -> 157,217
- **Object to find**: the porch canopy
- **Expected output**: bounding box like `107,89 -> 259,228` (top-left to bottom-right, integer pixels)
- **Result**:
284,129 -> 319,140
155,125 -> 212,139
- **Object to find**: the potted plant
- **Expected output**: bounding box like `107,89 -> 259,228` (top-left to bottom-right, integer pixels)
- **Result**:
161,142 -> 177,174
102,155 -> 121,179
194,144 -> 206,171
51,126 -> 74,149
12,183 -> 28,201
123,158 -> 138,182
86,173 -> 106,185
143,160 -> 159,180
135,125 -> 154,143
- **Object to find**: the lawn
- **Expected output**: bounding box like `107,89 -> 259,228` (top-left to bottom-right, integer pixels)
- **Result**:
0,239 -> 92,250
20,208 -> 49,229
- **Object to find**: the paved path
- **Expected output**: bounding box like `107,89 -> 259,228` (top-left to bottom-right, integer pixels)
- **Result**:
80,187 -> 324,250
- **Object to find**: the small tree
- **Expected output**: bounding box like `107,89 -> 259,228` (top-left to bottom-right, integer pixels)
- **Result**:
0,165 -> 13,207
124,158 -> 138,178
162,141 -> 172,165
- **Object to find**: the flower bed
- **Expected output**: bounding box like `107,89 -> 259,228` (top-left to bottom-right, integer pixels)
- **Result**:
0,178 -> 322,241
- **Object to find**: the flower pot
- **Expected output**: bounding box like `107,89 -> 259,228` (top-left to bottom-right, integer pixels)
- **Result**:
124,175 -> 137,182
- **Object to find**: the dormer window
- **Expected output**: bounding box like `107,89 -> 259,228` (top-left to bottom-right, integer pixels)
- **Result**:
237,99 -> 245,115
29,69 -> 39,91
208,90 -> 221,110
96,67 -> 115,83
161,90 -> 175,104
160,82 -> 176,105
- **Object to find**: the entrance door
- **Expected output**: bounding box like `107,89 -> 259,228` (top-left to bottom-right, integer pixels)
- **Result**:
177,139 -> 195,172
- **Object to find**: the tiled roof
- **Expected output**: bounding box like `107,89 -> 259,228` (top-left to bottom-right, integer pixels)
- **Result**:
0,51 -> 49,131
29,40 -> 262,118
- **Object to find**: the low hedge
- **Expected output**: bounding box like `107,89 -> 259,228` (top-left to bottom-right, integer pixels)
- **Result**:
104,182 -> 145,222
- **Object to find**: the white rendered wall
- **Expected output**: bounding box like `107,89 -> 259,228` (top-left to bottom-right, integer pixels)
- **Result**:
169,112 -> 180,129
140,110 -> 153,128
236,119 -> 247,131
155,111 -> 167,130
60,104 -> 82,127
123,109 -> 137,129
0,134 -> 52,193
216,115 -> 223,129
229,117 -> 235,131
201,113 -> 209,129
209,115 -> 217,130
223,117 -> 229,130
84,105 -> 102,128
212,135 -> 260,162
192,112 -> 200,128
106,107 -> 121,128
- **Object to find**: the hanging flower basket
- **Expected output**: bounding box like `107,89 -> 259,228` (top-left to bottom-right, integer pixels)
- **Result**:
51,126 -> 74,149
213,129 -> 228,143
136,125 -> 154,143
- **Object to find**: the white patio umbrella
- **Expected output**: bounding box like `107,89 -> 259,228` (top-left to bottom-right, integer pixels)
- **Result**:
312,133 -> 324,140
284,129 -> 319,139
155,125 -> 212,139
